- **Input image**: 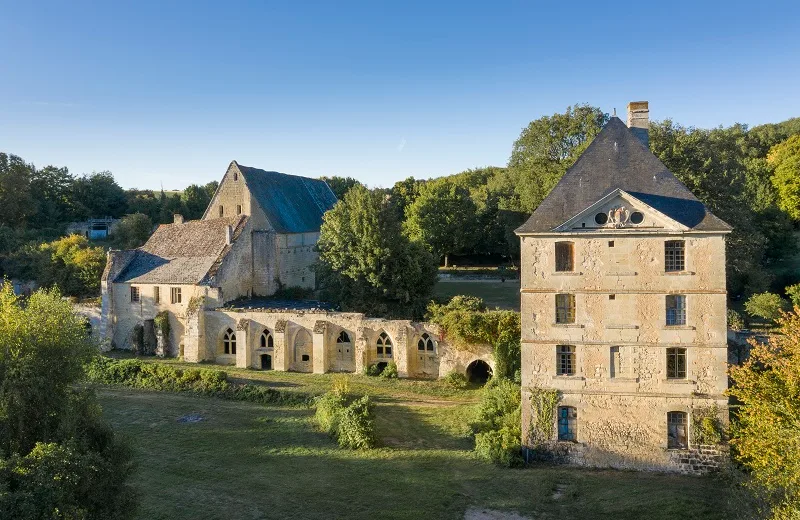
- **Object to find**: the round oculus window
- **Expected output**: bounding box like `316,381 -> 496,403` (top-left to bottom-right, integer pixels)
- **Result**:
594,212 -> 608,225
630,211 -> 644,224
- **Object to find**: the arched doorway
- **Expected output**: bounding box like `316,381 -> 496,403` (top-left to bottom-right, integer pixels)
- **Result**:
293,329 -> 312,372
334,330 -> 355,372
260,354 -> 272,370
466,360 -> 492,384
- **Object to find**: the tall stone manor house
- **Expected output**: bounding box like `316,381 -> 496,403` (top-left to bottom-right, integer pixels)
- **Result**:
101,161 -> 494,379
515,102 -> 731,472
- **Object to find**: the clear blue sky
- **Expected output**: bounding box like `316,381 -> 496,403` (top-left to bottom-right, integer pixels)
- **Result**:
2,1 -> 798,190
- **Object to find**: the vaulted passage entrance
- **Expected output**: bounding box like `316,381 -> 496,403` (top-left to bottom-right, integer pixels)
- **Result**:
466,360 -> 492,384
260,354 -> 272,370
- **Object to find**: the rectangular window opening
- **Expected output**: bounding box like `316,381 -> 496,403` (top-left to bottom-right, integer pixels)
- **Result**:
130,286 -> 140,302
667,411 -> 688,449
236,204 -> 242,215
153,286 -> 160,303
301,354 -> 310,362
171,287 -> 182,304
555,294 -> 576,324
555,242 -> 574,272
666,347 -> 687,379
608,240 -> 614,247
558,406 -> 577,441
666,295 -> 686,326
557,345 -> 576,376
665,240 -> 685,272
610,346 -> 621,378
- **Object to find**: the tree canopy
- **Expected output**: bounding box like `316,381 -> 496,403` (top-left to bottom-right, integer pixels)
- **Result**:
317,185 -> 438,318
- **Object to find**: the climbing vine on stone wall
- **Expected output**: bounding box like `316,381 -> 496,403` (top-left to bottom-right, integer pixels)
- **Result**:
527,387 -> 559,449
691,404 -> 725,446
154,311 -> 170,339
426,296 -> 520,378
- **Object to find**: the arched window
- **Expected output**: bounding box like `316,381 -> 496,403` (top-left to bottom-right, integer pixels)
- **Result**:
376,332 -> 392,359
417,333 -> 435,353
260,330 -> 274,349
337,331 -> 351,344
223,328 -> 236,355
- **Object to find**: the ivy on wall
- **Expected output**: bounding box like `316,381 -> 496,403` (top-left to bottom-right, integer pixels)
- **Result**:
426,296 -> 520,378
154,311 -> 170,339
527,387 -> 559,449
692,404 -> 725,446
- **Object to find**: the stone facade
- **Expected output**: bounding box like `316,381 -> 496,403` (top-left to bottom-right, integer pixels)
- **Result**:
516,103 -> 731,473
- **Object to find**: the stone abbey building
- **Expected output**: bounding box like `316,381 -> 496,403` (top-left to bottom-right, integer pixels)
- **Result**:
515,102 -> 730,472
100,161 -> 493,379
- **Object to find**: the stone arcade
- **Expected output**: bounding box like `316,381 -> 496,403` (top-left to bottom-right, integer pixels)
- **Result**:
515,102 -> 730,473
100,161 -> 493,378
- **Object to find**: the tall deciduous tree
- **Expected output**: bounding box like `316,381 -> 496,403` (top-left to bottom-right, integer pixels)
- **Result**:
507,104 -> 609,213
404,178 -> 477,266
728,310 -> 800,518
71,171 -> 128,219
768,134 -> 800,220
319,176 -> 363,201
114,213 -> 154,250
317,185 -> 437,318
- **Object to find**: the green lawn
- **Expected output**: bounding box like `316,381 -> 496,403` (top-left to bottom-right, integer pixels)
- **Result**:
434,280 -> 521,310
97,374 -> 736,519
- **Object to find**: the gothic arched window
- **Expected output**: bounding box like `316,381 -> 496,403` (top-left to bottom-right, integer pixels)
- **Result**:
260,330 -> 274,349
376,332 -> 392,359
223,328 -> 236,355
417,333 -> 435,353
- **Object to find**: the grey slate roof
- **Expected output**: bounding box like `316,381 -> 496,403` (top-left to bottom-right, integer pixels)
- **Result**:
515,117 -> 732,234
114,216 -> 247,284
236,163 -> 338,234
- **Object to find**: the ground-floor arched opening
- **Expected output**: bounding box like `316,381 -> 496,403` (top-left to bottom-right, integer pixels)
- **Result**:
375,361 -> 388,373
466,360 -> 492,385
260,354 -> 272,370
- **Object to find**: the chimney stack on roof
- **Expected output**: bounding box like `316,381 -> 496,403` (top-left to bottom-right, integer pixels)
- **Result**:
627,101 -> 650,147
173,214 -> 184,225
225,225 -> 232,245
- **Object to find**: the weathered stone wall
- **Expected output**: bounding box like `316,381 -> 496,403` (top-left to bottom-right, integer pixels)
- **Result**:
519,232 -> 729,472
203,163 -> 254,221
275,232 -> 319,290
196,308 -> 493,378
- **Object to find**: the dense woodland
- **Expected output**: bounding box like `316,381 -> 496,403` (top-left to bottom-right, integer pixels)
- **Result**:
2,104 -> 800,304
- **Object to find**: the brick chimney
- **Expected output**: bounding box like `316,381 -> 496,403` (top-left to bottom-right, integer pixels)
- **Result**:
627,101 -> 649,147
173,214 -> 184,225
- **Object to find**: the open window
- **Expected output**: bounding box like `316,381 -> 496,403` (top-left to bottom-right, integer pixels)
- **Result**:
417,333 -> 435,353
260,330 -> 274,349
223,328 -> 236,355
555,242 -> 574,272
667,411 -> 688,449
376,332 -> 393,359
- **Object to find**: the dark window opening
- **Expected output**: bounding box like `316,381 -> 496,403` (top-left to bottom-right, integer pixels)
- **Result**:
630,211 -> 644,224
609,294 -> 615,300
261,330 -> 274,349
555,242 -> 574,272
667,348 -> 687,379
417,333 -> 435,352
301,354 -> 310,362
667,411 -> 688,449
595,212 -> 608,225
666,295 -> 686,326
558,406 -> 577,441
130,286 -> 140,302
555,294 -> 576,324
260,354 -> 272,370
377,332 -> 393,359
608,240 -> 614,247
219,205 -> 224,217
223,328 -> 236,355
665,240 -> 685,272
557,345 -> 576,376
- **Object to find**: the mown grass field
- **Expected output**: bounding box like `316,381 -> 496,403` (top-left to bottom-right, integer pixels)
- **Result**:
434,280 -> 521,311
96,368 -> 736,520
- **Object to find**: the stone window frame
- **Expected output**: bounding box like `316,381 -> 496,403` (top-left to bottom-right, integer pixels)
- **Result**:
376,331 -> 393,359
222,328 -> 237,355
170,287 -> 182,304
557,406 -> 577,442
665,240 -> 686,272
153,286 -> 160,304
667,411 -> 689,449
417,333 -> 436,354
666,347 -> 687,379
666,294 -> 687,326
130,286 -> 140,303
555,294 -> 576,324
556,345 -> 576,376
260,329 -> 274,349
554,241 -> 574,272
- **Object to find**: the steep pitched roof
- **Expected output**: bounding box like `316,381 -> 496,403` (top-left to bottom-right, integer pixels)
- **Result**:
113,216 -> 247,284
515,117 -> 732,234
235,163 -> 337,234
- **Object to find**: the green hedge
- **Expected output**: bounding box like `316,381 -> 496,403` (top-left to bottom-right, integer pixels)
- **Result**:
86,357 -> 312,407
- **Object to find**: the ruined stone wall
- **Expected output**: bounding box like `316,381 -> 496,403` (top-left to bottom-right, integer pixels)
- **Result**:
197,309 -> 493,378
519,232 -> 728,472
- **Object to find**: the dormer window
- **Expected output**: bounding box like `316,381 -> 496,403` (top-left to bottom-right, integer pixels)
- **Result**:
555,242 -> 574,272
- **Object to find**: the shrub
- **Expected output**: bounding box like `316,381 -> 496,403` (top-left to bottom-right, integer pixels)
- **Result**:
692,405 -> 725,445
727,309 -> 746,331
337,396 -> 376,450
379,361 -> 398,379
786,283 -> 800,308
745,292 -> 788,321
363,363 -> 382,377
475,421 -> 523,467
471,378 -> 523,466
442,371 -> 468,389
315,392 -> 347,436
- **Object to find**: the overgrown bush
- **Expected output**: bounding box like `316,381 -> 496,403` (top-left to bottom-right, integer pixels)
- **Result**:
86,357 -> 310,406
727,309 -> 746,331
336,396 -> 376,450
315,392 -> 347,436
471,378 -> 523,466
379,361 -> 398,379
786,283 -> 800,308
692,405 -> 725,445
744,292 -> 788,321
363,363 -> 382,377
442,371 -> 468,389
